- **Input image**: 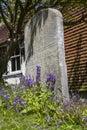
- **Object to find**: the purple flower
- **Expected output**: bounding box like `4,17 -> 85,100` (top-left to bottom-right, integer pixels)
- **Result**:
76,101 -> 80,105
67,101 -> 71,105
36,75 -> 40,83
58,119 -> 62,124
0,91 -> 3,95
3,94 -> 10,100
36,66 -> 41,74
20,76 -> 25,84
36,66 -> 41,83
20,100 -> 25,106
49,85 -> 55,90
0,90 -> 10,101
64,101 -> 71,109
13,96 -> 25,106
25,76 -> 34,86
16,107 -> 22,113
50,93 -> 55,99
82,116 -> 87,121
46,73 -> 56,84
45,116 -> 51,123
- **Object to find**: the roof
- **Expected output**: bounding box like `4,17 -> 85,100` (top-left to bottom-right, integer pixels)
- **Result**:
0,25 -> 8,44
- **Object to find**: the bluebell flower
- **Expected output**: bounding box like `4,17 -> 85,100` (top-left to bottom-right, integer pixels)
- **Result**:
45,116 -> 51,123
20,100 -> 25,106
16,107 -> 22,113
13,96 -> 25,106
0,91 -> 3,95
20,76 -> 25,84
50,93 -> 55,99
36,66 -> 41,83
49,85 -> 55,90
46,73 -> 56,84
3,94 -> 10,101
36,75 -> 40,83
25,76 -> 34,86
82,116 -> 87,121
67,101 -> 71,105
36,66 -> 41,74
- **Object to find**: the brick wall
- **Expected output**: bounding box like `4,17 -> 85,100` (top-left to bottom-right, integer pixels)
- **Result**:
64,21 -> 87,92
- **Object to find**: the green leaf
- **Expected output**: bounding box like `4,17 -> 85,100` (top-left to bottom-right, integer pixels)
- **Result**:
21,109 -> 27,114
0,99 -> 2,106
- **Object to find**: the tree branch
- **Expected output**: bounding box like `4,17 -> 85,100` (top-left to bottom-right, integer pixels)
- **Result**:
16,0 -> 41,35
0,5 -> 11,32
26,0 -> 41,12
17,0 -> 24,10
1,0 -> 13,22
14,0 -> 19,25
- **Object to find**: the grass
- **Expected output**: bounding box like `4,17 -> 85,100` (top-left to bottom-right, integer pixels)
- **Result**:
0,107 -> 87,130
0,107 -> 39,130
0,108 -> 54,130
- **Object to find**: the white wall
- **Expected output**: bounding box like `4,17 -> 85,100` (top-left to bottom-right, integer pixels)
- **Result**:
3,60 -> 25,85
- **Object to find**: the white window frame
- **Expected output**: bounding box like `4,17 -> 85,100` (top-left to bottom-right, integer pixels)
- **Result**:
11,51 -> 21,72
7,42 -> 25,75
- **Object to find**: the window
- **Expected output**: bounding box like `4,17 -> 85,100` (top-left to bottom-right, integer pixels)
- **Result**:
10,43 -> 25,72
11,48 -> 21,72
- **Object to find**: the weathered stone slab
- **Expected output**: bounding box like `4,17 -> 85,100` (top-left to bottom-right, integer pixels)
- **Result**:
24,8 -> 69,100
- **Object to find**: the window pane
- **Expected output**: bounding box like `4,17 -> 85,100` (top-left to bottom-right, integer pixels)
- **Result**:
12,58 -> 15,71
17,56 -> 20,70
15,48 -> 20,55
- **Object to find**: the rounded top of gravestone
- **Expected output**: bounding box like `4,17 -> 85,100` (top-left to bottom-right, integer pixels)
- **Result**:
25,8 -> 63,32
41,8 -> 63,18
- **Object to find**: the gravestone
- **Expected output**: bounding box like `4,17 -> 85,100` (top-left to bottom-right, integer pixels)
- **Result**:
24,8 -> 69,100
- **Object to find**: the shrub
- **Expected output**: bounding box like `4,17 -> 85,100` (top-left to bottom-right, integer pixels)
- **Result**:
0,66 -> 87,129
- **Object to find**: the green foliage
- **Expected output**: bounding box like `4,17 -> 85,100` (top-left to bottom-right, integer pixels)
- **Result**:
0,107 -> 39,130
20,84 -> 57,126
0,82 -> 87,129
0,66 -> 87,130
